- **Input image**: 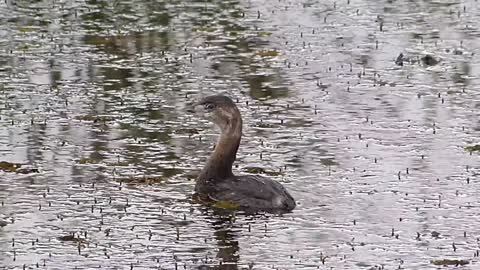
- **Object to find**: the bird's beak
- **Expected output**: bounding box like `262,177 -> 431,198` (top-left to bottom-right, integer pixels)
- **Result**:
187,102 -> 201,114
187,106 -> 195,113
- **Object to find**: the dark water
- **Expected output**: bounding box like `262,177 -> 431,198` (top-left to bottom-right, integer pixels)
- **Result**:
1,0 -> 479,269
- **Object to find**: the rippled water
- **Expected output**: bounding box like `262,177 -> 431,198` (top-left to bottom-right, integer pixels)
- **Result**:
1,0 -> 479,269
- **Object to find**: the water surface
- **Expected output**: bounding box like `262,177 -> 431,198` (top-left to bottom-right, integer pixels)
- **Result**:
1,0 -> 479,269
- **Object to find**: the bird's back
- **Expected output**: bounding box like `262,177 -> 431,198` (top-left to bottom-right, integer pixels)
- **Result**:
195,174 -> 296,211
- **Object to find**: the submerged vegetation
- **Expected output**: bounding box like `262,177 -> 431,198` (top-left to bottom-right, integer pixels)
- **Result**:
0,161 -> 38,174
431,259 -> 469,266
465,145 -> 480,153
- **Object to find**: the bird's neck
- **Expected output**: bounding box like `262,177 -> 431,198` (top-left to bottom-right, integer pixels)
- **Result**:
199,117 -> 242,181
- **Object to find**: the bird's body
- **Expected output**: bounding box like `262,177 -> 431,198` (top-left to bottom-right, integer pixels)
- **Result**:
196,174 -> 296,211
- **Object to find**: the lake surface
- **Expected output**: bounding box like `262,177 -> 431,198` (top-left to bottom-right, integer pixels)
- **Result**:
1,0 -> 479,269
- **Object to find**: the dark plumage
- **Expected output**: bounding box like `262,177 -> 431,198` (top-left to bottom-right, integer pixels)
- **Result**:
190,95 -> 296,212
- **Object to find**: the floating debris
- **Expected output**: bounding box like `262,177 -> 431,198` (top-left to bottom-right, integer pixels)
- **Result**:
431,231 -> 441,239
0,161 -> 22,173
257,31 -> 272,37
431,259 -> 469,266
0,161 -> 38,174
395,53 -> 404,66
116,176 -> 168,185
453,48 -> 463,55
465,145 -> 480,153
0,219 -> 9,227
57,234 -> 87,244
212,201 -> 241,210
421,54 -> 439,66
256,50 -> 279,57
192,193 -> 240,210
174,128 -> 200,135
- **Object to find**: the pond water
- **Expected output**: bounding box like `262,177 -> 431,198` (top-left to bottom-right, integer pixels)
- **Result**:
1,0 -> 479,269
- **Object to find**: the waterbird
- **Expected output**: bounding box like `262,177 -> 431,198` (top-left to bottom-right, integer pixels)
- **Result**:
188,95 -> 296,212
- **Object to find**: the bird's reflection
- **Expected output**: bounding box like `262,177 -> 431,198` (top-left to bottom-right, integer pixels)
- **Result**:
212,216 -> 240,270
198,209 -> 240,270
194,201 -> 286,270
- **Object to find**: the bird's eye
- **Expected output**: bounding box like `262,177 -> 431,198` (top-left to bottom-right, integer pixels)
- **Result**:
204,103 -> 215,110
